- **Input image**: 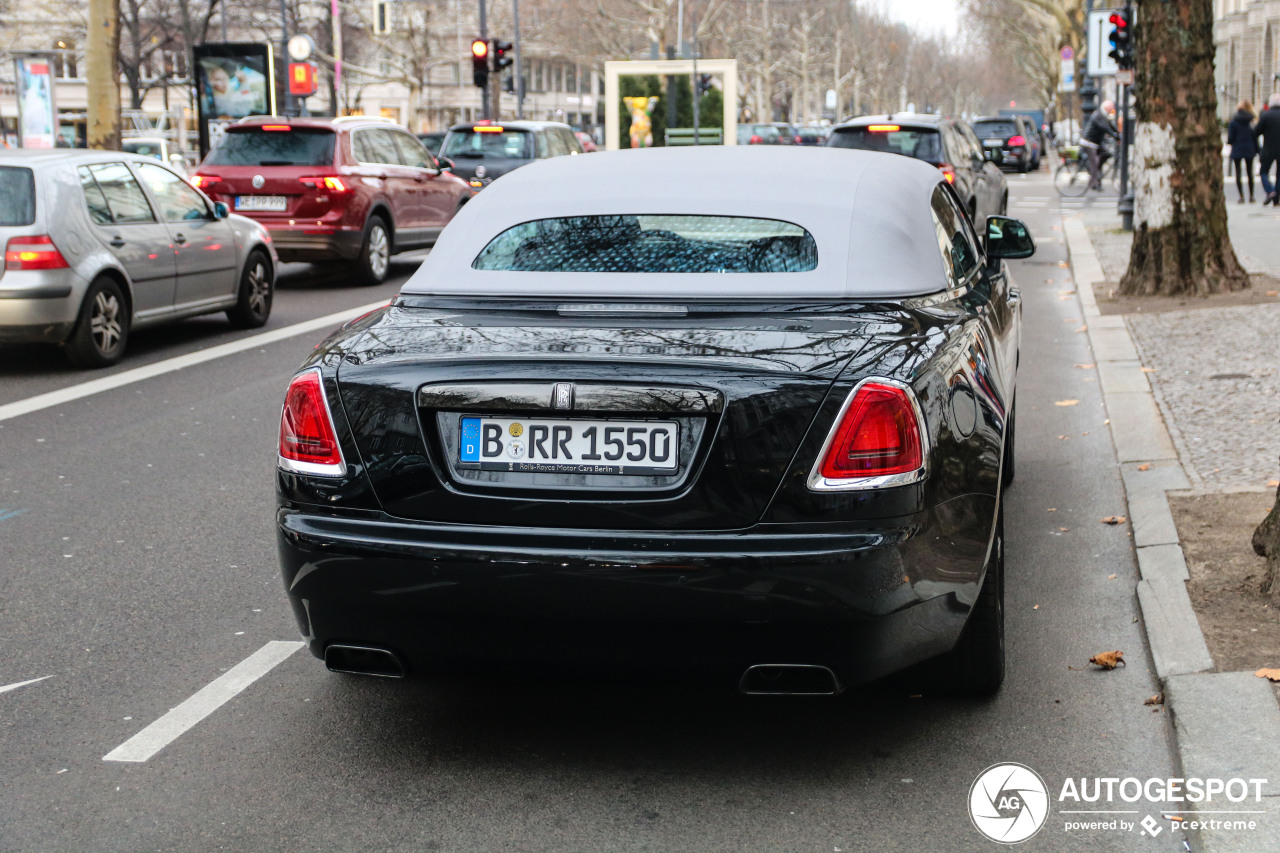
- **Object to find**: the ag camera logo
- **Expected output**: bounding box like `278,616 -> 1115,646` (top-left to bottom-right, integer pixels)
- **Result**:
969,763 -> 1050,844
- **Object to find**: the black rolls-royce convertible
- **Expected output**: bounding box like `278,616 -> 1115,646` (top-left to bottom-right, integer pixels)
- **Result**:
275,146 -> 1034,696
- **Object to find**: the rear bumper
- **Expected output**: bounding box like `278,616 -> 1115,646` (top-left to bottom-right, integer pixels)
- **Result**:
265,225 -> 365,263
276,499 -> 993,686
0,270 -> 82,344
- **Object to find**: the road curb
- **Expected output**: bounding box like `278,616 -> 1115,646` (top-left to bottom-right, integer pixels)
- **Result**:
1062,214 -> 1278,852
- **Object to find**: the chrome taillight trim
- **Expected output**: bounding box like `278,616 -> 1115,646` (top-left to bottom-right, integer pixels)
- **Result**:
277,368 -> 348,478
805,376 -> 930,492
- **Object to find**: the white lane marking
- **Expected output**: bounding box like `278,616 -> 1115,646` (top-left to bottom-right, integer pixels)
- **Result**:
0,301 -> 387,424
0,675 -> 53,695
103,640 -> 303,763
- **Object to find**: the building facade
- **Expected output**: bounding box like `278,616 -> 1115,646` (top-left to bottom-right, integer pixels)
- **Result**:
1216,0 -> 1280,120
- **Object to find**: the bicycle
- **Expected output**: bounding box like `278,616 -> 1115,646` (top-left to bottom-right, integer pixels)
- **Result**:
1053,147 -> 1119,197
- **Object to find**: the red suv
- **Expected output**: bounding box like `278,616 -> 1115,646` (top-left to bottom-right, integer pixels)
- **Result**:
190,116 -> 473,284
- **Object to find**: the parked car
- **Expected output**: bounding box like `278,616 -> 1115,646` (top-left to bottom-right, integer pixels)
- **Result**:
415,130 -> 446,156
794,127 -> 830,146
735,124 -> 783,145
0,150 -> 276,368
574,131 -> 598,152
827,113 -> 1008,223
275,146 -> 1032,697
437,120 -> 583,190
121,137 -> 190,175
190,116 -> 473,285
769,122 -> 799,144
972,115 -> 1041,172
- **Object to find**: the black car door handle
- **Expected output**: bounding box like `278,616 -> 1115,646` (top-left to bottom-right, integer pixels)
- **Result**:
109,237 -> 126,248
173,234 -> 188,245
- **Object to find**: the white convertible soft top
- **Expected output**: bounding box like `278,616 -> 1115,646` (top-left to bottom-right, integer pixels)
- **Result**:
402,145 -> 952,300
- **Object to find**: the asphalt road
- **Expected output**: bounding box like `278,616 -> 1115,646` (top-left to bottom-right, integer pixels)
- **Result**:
0,177 -> 1186,852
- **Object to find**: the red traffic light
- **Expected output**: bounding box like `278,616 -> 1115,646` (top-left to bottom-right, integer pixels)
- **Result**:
1109,12 -> 1127,27
471,39 -> 489,59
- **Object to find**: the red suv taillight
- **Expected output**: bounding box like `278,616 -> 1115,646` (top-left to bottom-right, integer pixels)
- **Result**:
278,370 -> 346,477
5,235 -> 69,271
189,174 -> 222,190
1008,135 -> 1026,147
938,164 -> 956,184
810,381 -> 926,488
750,134 -> 762,144
299,175 -> 349,192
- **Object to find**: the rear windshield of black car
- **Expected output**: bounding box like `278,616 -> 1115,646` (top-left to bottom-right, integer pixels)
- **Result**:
440,129 -> 533,159
828,127 -> 944,164
205,127 -> 335,166
473,215 -> 818,273
0,167 -> 35,226
973,121 -> 1020,139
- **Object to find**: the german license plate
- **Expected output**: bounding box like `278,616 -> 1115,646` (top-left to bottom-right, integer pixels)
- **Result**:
459,417 -> 678,475
984,139 -> 1003,147
235,195 -> 287,211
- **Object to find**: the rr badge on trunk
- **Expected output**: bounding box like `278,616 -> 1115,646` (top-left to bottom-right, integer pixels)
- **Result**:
552,383 -> 574,410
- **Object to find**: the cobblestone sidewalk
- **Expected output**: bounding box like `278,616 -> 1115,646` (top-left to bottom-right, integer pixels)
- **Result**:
1083,210 -> 1280,489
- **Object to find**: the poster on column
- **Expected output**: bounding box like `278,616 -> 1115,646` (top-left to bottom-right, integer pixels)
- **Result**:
15,57 -> 58,149
193,43 -> 277,158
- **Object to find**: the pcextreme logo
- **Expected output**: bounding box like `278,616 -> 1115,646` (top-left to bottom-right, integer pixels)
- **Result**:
969,763 -> 1051,844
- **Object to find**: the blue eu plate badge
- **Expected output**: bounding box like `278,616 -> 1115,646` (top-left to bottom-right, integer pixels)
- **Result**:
460,417 -> 481,462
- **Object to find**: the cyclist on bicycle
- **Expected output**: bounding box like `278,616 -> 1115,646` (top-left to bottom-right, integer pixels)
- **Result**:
1081,101 -> 1121,191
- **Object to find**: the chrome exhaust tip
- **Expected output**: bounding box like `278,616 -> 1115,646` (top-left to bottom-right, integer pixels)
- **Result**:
739,664 -> 842,696
324,644 -> 406,679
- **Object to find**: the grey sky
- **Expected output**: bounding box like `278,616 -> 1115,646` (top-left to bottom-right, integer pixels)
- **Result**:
886,0 -> 961,38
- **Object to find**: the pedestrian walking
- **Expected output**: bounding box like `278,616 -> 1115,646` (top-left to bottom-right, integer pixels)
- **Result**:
1256,94 -> 1280,205
1081,101 -> 1120,192
1228,100 -> 1259,203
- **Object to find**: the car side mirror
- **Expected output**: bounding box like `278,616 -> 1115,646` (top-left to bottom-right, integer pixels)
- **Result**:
439,157 -> 455,172
986,215 -> 1035,260
213,202 -> 230,219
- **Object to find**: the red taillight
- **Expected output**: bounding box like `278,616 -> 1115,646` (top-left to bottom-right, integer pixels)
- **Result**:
1008,135 -> 1026,147
190,174 -> 221,189
814,382 -> 924,484
262,124 -> 292,131
300,175 -> 349,192
750,134 -> 762,144
795,135 -> 802,144
939,164 -> 956,184
278,371 -> 346,476
5,235 -> 69,271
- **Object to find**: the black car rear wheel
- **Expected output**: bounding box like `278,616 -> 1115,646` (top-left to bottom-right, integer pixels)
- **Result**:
226,249 -> 273,328
66,276 -> 129,369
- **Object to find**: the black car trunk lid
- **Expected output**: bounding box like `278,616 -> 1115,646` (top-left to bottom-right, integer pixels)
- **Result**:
332,301 -> 880,531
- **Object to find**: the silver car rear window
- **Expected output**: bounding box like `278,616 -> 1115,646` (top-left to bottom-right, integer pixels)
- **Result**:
472,215 -> 818,273
0,167 -> 36,226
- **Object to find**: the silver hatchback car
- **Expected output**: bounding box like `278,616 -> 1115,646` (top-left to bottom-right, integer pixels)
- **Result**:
0,149 -> 277,368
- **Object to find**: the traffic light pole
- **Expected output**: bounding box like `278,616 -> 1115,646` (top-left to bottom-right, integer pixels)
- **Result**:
1119,81 -> 1134,230
478,0 -> 490,120
513,0 -> 524,119
1079,0 -> 1097,127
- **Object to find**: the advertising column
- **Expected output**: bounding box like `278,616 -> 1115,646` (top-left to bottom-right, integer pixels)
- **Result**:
14,56 -> 58,149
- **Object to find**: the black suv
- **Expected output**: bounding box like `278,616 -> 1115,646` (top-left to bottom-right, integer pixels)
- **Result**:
826,114 -> 1008,223
437,120 -> 583,190
972,115 -> 1041,173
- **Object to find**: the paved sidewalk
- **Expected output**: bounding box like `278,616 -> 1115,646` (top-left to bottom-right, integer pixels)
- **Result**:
1064,207 -> 1280,853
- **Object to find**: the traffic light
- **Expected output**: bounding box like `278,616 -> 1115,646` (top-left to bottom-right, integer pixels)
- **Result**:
471,38 -> 490,88
1108,8 -> 1134,70
493,40 -> 513,72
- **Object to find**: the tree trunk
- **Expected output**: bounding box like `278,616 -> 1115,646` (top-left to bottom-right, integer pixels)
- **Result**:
1119,0 -> 1249,296
1255,472 -> 1280,596
86,0 -> 122,150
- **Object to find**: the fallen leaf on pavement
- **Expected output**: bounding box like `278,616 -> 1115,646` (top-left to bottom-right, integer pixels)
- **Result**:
1138,464 -> 1151,471
1076,325 -> 1088,333
1058,435 -> 1071,440
1059,290 -> 1076,295
1108,574 -> 1117,580
1033,605 -> 1040,610
1141,367 -> 1157,373
1074,363 -> 1095,369
1059,295 -> 1073,301
1089,651 -> 1126,670
1256,668 -> 1280,682
1269,480 -> 1280,488
1055,400 -> 1079,407
1059,527 -> 1070,532
1268,291 -> 1279,297
1144,693 -> 1164,706
1058,261 -> 1070,268
1100,516 -> 1126,525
